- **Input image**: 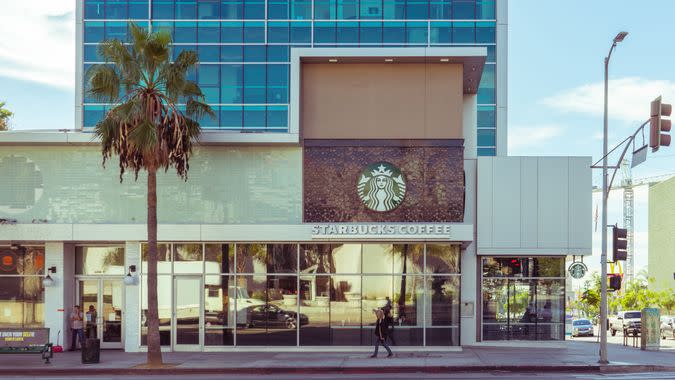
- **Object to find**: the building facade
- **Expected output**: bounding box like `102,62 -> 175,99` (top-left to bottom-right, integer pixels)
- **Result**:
0,0 -> 592,353
77,0 -> 506,156
648,177 -> 675,292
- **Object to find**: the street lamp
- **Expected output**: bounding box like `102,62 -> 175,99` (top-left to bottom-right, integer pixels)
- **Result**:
600,31 -> 628,364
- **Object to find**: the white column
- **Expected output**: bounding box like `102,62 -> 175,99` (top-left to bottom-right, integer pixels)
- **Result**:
461,159 -> 478,345
124,241 -> 141,352
44,242 -> 71,347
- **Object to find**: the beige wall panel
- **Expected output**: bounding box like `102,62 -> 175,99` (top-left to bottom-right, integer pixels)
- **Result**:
302,63 -> 463,139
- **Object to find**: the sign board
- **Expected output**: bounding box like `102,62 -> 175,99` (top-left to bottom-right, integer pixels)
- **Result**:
0,328 -> 49,348
631,145 -> 648,168
568,262 -> 588,279
310,223 -> 473,241
461,302 -> 474,318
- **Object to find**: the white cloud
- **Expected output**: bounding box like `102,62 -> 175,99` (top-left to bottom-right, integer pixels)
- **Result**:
508,125 -> 563,152
542,77 -> 675,123
0,1 -> 75,89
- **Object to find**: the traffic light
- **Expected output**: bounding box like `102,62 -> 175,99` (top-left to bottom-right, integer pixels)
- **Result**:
649,96 -> 672,152
608,274 -> 622,291
612,226 -> 628,262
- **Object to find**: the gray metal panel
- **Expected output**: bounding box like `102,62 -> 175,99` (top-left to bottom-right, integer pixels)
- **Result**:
568,157 -> 592,250
520,157 -> 538,248
476,157 -> 494,249
492,158 -> 520,248
537,157 -> 569,249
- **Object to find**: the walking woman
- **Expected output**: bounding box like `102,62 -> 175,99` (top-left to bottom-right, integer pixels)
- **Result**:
370,309 -> 393,358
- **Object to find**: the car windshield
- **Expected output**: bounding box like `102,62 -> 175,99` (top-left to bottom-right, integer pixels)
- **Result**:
573,320 -> 590,326
624,312 -> 641,319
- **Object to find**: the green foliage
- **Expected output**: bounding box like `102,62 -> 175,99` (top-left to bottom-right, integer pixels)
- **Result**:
0,101 -> 12,131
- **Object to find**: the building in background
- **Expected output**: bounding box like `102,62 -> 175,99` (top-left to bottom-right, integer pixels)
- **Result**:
648,176 -> 675,291
78,0 -> 506,156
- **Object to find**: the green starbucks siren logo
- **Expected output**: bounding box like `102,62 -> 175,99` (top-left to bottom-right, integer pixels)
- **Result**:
357,162 -> 406,212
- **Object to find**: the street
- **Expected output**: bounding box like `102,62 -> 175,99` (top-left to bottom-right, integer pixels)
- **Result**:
572,327 -> 675,351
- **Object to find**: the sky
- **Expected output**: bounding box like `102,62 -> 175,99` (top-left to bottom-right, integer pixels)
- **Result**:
1,1 -> 674,280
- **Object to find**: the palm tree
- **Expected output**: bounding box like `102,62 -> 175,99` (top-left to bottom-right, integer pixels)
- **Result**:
86,22 -> 213,366
0,101 -> 12,131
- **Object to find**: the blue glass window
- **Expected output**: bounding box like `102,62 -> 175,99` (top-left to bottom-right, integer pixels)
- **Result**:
406,0 -> 427,20
84,45 -> 102,62
476,0 -> 495,19
268,22 -> 290,43
267,64 -> 288,103
220,65 -> 243,103
360,0 -> 382,19
486,45 -> 495,62
106,0 -> 127,19
198,22 -> 220,42
243,65 -> 266,103
477,129 -> 495,146
173,45 -> 196,60
152,0 -> 174,18
221,0 -> 243,19
314,0 -> 336,19
176,0 -> 197,19
476,22 -> 495,43
267,106 -> 288,128
429,0 -> 450,19
383,22 -> 405,44
198,0 -> 220,19
198,45 -> 220,61
406,22 -> 427,43
175,22 -> 197,43
84,22 -> 105,43
477,105 -> 496,128
337,22 -> 358,43
221,46 -> 243,61
452,22 -> 474,43
243,22 -> 265,42
199,65 -> 219,86
267,45 -> 289,61
83,105 -> 105,128
268,0 -> 289,19
199,107 -> 219,128
85,0 -> 105,19
291,0 -> 312,20
478,148 -> 496,156
220,106 -> 243,129
244,0 -> 265,19
383,0 -> 405,19
244,106 -> 266,129
105,21 -> 128,41
314,22 -> 336,44
151,21 -> 174,39
244,45 -> 267,61
290,22 -> 311,43
337,0 -> 358,20
477,63 -> 495,104
452,0 -> 475,19
129,0 -> 149,19
430,22 -> 451,44
360,22 -> 382,44
221,22 -> 243,42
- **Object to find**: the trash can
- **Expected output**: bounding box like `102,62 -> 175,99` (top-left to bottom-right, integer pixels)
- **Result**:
81,338 -> 100,364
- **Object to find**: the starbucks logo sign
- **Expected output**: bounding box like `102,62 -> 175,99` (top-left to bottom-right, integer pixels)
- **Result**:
357,162 -> 406,212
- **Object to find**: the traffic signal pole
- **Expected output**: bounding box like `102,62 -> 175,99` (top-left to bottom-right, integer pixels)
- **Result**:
600,44 -> 612,365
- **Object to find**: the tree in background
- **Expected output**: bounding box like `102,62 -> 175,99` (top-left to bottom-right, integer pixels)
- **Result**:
86,22 -> 213,366
0,101 -> 12,131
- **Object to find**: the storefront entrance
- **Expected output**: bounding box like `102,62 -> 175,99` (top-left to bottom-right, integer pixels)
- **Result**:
173,275 -> 203,351
77,279 -> 124,349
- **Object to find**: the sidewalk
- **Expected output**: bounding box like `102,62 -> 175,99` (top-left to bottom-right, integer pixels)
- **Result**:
1,341 -> 674,376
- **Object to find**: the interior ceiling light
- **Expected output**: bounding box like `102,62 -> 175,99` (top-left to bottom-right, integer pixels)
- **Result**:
440,58 -> 450,62
328,58 -> 338,62
384,58 -> 394,62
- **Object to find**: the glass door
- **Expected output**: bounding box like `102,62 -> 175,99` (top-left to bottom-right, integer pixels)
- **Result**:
77,279 -> 124,349
173,275 -> 203,351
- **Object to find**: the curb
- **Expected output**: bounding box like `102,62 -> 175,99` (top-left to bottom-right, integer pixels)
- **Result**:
2,364 -> 674,376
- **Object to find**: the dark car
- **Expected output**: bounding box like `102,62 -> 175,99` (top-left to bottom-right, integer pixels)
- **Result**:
245,304 -> 309,329
572,319 -> 594,337
661,316 -> 674,340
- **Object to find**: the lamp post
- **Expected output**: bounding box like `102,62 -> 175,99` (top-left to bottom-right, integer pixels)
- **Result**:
600,31 -> 628,364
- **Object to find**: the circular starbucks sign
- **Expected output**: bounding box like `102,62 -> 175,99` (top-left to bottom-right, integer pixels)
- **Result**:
568,262 -> 588,279
357,162 -> 406,212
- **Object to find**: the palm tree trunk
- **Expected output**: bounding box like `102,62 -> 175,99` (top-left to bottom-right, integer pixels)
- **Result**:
146,167 -> 163,366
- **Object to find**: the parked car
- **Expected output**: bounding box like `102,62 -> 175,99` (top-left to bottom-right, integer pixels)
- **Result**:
661,316 -> 674,340
245,304 -> 309,329
572,319 -> 594,337
609,310 -> 641,337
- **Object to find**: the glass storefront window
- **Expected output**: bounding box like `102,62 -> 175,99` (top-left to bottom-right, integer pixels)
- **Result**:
140,274 -> 172,346
75,246 -> 124,275
0,246 -> 45,328
481,257 -> 566,341
173,243 -> 203,274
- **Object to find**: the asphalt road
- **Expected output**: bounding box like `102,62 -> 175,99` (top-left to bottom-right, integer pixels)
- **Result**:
571,326 -> 675,351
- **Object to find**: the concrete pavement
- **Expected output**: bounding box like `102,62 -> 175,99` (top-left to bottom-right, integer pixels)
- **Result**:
0,341 -> 674,376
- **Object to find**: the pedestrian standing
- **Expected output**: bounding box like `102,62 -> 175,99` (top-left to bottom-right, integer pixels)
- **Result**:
69,305 -> 85,351
370,309 -> 393,358
86,304 -> 98,339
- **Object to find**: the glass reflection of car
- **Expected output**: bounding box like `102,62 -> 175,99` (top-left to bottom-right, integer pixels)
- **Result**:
661,316 -> 674,340
572,319 -> 594,337
245,304 -> 309,329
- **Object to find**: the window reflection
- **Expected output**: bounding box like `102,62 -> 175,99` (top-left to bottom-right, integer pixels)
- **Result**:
76,246 -> 125,275
0,246 -> 45,328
